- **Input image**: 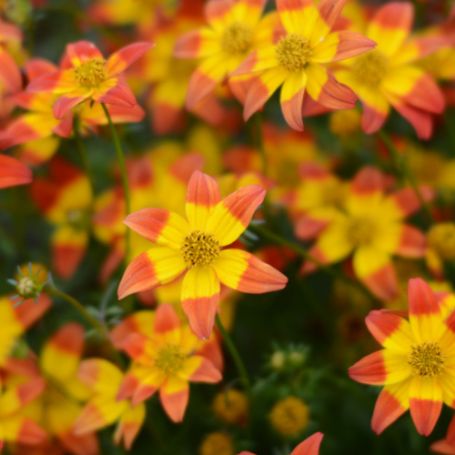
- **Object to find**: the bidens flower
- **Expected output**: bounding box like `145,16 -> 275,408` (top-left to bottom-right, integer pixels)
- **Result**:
116,304 -> 222,422
335,2 -> 445,139
28,40 -> 151,119
118,170 -> 287,339
349,278 -> 455,436
231,0 -> 375,130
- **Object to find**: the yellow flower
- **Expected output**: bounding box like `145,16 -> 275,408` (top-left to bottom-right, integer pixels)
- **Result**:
269,396 -> 309,437
213,389 -> 248,425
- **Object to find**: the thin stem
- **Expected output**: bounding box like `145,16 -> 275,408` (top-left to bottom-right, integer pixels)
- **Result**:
215,314 -> 251,396
74,116 -> 95,203
48,285 -> 108,336
47,284 -> 123,365
379,130 -> 433,224
249,223 -> 377,302
101,103 -> 131,262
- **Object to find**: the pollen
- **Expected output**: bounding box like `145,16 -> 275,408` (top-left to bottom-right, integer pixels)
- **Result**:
346,217 -> 375,247
74,58 -> 107,89
408,342 -> 444,377
428,222 -> 455,261
351,51 -> 388,88
181,231 -> 220,268
154,344 -> 186,376
276,34 -> 313,72
221,22 -> 253,55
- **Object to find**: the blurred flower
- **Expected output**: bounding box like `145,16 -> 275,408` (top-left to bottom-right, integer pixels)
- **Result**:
232,0 -> 374,130
303,167 -> 430,300
0,362 -> 46,449
118,170 -> 287,339
335,2 -> 445,139
116,304 -> 222,422
28,40 -> 151,119
199,431 -> 234,455
213,389 -> 248,425
75,359 -> 145,450
349,278 -> 455,435
329,109 -> 361,138
269,396 -> 309,438
8,263 -> 48,303
0,294 -> 50,366
0,154 -> 31,189
175,0 -> 273,111
427,223 -> 455,278
30,158 -> 92,279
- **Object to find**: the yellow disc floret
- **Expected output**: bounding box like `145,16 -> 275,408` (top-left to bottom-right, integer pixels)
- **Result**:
74,58 -> 107,89
408,342 -> 444,377
351,51 -> 388,89
346,216 -> 375,247
269,396 -> 309,437
276,34 -> 313,72
221,22 -> 253,55
154,344 -> 186,376
182,231 -> 220,268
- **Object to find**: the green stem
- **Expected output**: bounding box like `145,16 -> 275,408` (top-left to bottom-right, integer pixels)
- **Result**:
249,223 -> 377,302
47,285 -> 123,365
215,315 -> 251,396
101,103 -> 131,262
73,116 -> 95,203
379,130 -> 433,224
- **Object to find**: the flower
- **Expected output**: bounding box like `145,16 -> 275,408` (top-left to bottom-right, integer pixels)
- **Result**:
28,40 -> 151,119
0,364 -> 46,449
426,223 -> 455,278
118,170 -> 288,338
334,2 -> 445,139
75,359 -> 146,450
30,158 -> 92,278
231,0 -> 375,130
239,432 -> 324,455
349,278 -> 455,435
213,389 -> 248,425
175,0 -> 273,110
115,304 -> 222,422
8,263 -> 49,303
269,396 -> 309,438
0,154 -> 31,189
302,167 -> 430,300
199,431 -> 234,455
431,414 -> 455,454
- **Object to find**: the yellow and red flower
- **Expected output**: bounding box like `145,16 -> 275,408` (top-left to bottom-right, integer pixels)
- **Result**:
115,304 -> 222,422
75,359 -> 145,450
0,361 -> 47,450
349,278 -> 455,436
231,0 -> 375,130
118,170 -> 287,338
28,40 -> 151,119
335,2 -> 445,139
302,167 -> 429,300
30,158 -> 92,278
175,0 -> 274,110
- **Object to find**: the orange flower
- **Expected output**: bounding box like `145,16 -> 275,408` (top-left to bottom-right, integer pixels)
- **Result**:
118,170 -> 288,338
349,278 -> 455,436
28,40 -> 151,119
231,0 -> 375,130
116,305 -> 222,422
334,2 -> 445,138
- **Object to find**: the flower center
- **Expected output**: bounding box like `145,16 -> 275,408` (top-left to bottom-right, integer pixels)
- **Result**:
276,34 -> 312,72
181,231 -> 220,268
221,22 -> 253,55
351,51 -> 388,88
17,277 -> 35,298
154,344 -> 186,376
408,342 -> 444,377
428,223 -> 455,261
346,217 -> 375,247
74,58 -> 107,88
